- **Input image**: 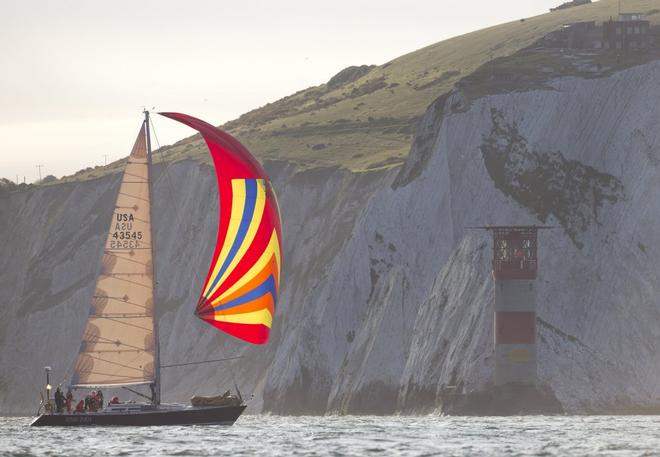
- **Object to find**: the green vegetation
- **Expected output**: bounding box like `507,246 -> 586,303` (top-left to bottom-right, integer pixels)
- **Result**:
58,0 -> 660,184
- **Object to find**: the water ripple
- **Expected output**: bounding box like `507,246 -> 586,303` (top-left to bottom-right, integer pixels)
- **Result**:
2,415 -> 660,456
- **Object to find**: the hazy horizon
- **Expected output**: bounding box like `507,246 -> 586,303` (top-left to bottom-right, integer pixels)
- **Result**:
1,0 -> 562,182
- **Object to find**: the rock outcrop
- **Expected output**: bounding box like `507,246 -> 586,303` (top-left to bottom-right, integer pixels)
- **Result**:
3,57 -> 660,415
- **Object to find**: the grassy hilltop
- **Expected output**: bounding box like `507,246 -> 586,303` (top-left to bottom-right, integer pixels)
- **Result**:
64,0 -> 660,182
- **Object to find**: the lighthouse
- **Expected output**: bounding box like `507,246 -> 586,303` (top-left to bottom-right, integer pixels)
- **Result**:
442,226 -> 563,415
490,226 -> 540,386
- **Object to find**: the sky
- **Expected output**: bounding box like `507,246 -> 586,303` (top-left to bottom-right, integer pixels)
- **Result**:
1,0 -> 562,182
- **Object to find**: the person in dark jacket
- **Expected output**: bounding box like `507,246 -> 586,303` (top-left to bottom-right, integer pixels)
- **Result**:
65,389 -> 73,413
96,390 -> 104,410
54,387 -> 65,414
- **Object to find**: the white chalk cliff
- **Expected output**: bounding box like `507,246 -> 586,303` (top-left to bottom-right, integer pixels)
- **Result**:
2,57 -> 660,415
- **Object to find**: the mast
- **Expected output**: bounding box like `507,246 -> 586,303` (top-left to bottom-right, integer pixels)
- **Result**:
145,109 -> 161,406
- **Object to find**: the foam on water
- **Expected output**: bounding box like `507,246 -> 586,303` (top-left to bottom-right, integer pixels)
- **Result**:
1,415 -> 660,456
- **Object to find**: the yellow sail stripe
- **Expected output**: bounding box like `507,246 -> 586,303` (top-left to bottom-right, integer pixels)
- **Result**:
205,180 -> 266,300
213,308 -> 273,328
203,180 -> 251,298
215,230 -> 281,304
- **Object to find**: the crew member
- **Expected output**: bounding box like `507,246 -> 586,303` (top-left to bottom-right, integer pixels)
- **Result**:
89,391 -> 97,412
97,390 -> 104,410
54,387 -> 65,414
65,389 -> 73,413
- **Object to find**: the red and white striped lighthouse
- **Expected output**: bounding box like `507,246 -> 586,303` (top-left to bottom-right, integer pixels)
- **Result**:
490,226 -> 539,386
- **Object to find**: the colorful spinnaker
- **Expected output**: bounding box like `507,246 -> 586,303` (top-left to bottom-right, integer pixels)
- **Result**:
159,112 -> 282,344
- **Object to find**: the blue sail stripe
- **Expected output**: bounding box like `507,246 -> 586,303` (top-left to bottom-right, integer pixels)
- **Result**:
213,275 -> 276,311
204,179 -> 258,299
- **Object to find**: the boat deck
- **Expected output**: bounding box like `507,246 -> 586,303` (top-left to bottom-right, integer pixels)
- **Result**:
31,403 -> 246,427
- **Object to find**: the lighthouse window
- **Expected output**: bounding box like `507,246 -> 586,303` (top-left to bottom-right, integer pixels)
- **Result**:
496,240 -> 509,260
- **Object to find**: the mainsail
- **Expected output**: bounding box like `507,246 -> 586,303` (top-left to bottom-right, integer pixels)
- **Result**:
71,121 -> 156,387
160,112 -> 282,345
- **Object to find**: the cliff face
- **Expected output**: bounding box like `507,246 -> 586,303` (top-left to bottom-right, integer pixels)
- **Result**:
3,59 -> 660,415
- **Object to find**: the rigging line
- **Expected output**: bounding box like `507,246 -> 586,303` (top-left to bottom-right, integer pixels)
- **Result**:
150,113 -> 201,299
91,313 -> 151,319
86,354 -> 147,373
104,275 -> 152,289
58,372 -> 72,390
84,340 -> 147,351
85,335 -> 146,352
221,345 -> 241,396
149,115 -> 178,204
102,316 -> 153,332
122,386 -> 153,401
160,356 -> 243,368
93,296 -> 149,310
104,271 -> 152,277
118,192 -> 150,203
109,273 -> 152,278
83,340 -> 146,352
201,296 -> 242,392
214,301 -> 242,395
104,252 -> 148,266
122,171 -> 149,181
77,369 -> 142,380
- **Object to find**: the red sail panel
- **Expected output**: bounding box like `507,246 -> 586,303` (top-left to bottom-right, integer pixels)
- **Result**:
159,112 -> 282,344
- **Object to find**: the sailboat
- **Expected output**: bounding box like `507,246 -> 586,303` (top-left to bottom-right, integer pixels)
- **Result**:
31,111 -> 282,426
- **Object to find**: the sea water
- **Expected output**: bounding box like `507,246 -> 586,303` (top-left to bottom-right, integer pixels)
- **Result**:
1,415 -> 659,456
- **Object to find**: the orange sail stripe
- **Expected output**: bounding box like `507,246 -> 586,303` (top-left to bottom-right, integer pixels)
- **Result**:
215,293 -> 274,317
214,255 -> 279,306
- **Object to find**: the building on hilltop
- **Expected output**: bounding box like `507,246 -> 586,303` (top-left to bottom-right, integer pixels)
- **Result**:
550,0 -> 591,12
537,13 -> 653,52
540,21 -> 602,49
602,13 -> 651,51
619,13 -> 646,21
567,21 -> 602,49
